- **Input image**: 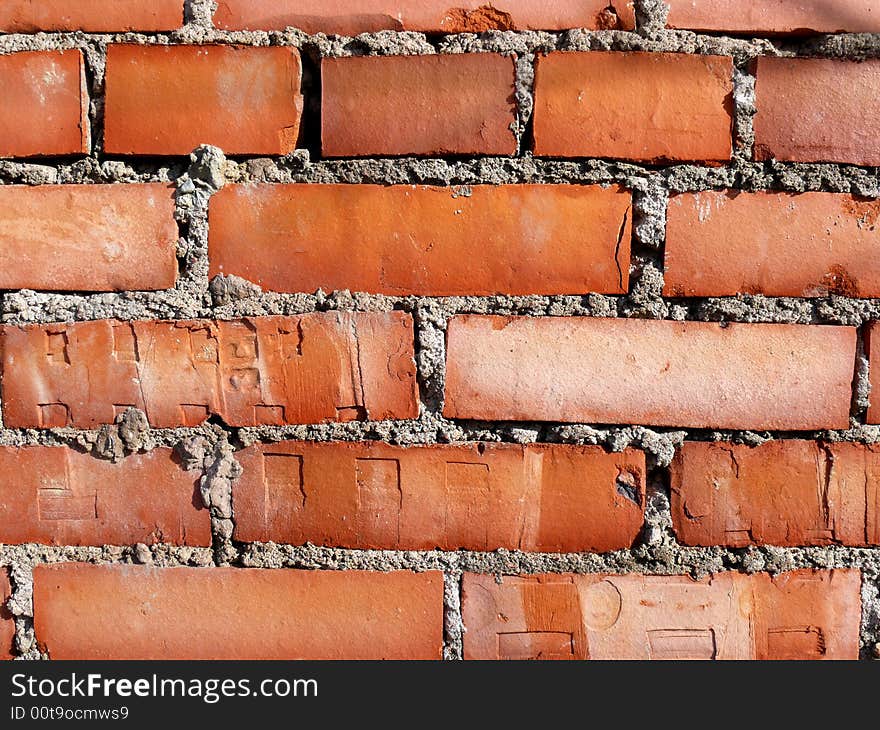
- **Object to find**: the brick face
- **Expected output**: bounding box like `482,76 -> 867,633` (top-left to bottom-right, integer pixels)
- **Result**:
664,191 -> 880,298
443,316 -> 856,430
666,0 -> 880,34
0,570 -> 12,661
0,0 -> 183,32
0,50 -> 89,158
0,447 -> 210,546
214,0 -> 636,33
462,570 -> 861,659
321,54 -> 517,157
0,313 -> 419,429
209,183 -> 632,296
33,565 -> 444,659
671,441 -> 880,547
867,321 -> 880,424
104,45 -> 303,156
0,184 -> 178,292
233,442 -> 645,552
533,51 -> 733,162
754,56 -> 880,166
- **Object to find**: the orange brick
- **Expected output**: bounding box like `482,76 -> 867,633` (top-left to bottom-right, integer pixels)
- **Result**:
1,313 -> 418,429
0,184 -> 178,292
754,56 -> 880,166
0,50 -> 89,158
0,0 -> 183,32
0,447 -> 210,546
671,441 -> 880,547
214,0 -> 635,33
209,184 -> 632,296
0,570 -> 12,660
666,0 -> 880,34
867,321 -> 880,424
443,315 -> 856,430
104,45 -> 303,156
321,54 -> 517,157
664,191 -> 880,298
33,565 -> 443,659
233,442 -> 645,551
462,570 -> 861,659
533,51 -> 733,162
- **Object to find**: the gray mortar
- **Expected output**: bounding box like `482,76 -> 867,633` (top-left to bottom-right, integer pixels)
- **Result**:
2,1 -> 880,660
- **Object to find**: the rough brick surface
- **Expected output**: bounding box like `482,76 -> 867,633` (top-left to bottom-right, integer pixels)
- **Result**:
0,313 -> 419,429
0,447 -> 210,547
443,316 -> 856,430
33,565 -> 444,659
671,441 -> 880,547
867,321 -> 880,424
666,0 -> 880,34
533,51 -> 733,162
321,54 -> 517,157
754,56 -> 880,166
0,0 -> 183,32
233,442 -> 645,552
0,570 -> 12,661
104,45 -> 303,156
209,184 -> 632,296
462,570 -> 861,659
0,184 -> 178,292
664,191 -> 880,298
214,0 -> 635,33
0,50 -> 89,158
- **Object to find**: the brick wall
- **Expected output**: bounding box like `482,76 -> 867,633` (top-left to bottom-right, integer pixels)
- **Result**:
1,0 -> 879,661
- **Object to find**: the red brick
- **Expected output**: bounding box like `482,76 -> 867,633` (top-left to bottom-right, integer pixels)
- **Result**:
0,447 -> 210,546
209,184 -> 632,296
666,0 -> 880,34
0,184 -> 178,292
0,570 -> 13,660
671,441 -> 880,547
0,0 -> 183,32
462,569 -> 861,659
233,442 -> 645,551
1,313 -> 418,429
0,50 -> 89,158
33,565 -> 443,659
214,0 -> 635,33
533,51 -> 733,162
867,321 -> 880,424
104,45 -> 303,156
754,56 -> 880,166
321,54 -> 517,158
443,315 -> 856,430
664,191 -> 880,298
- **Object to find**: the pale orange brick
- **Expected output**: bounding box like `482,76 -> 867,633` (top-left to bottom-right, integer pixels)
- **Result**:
0,0 -> 183,32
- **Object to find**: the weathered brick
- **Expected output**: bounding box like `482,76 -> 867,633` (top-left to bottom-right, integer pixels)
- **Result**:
664,191 -> 880,298
443,315 -> 855,430
1,313 -> 418,429
321,54 -> 517,157
666,0 -> 880,34
0,50 -> 89,158
209,184 -> 632,296
0,447 -> 210,546
462,570 -> 861,659
233,442 -> 645,552
533,51 -> 733,162
754,56 -> 880,166
867,321 -> 880,424
0,184 -> 178,292
33,565 -> 443,659
104,45 -> 303,156
0,0 -> 183,32
0,570 -> 12,660
214,0 -> 635,33
671,441 -> 880,547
